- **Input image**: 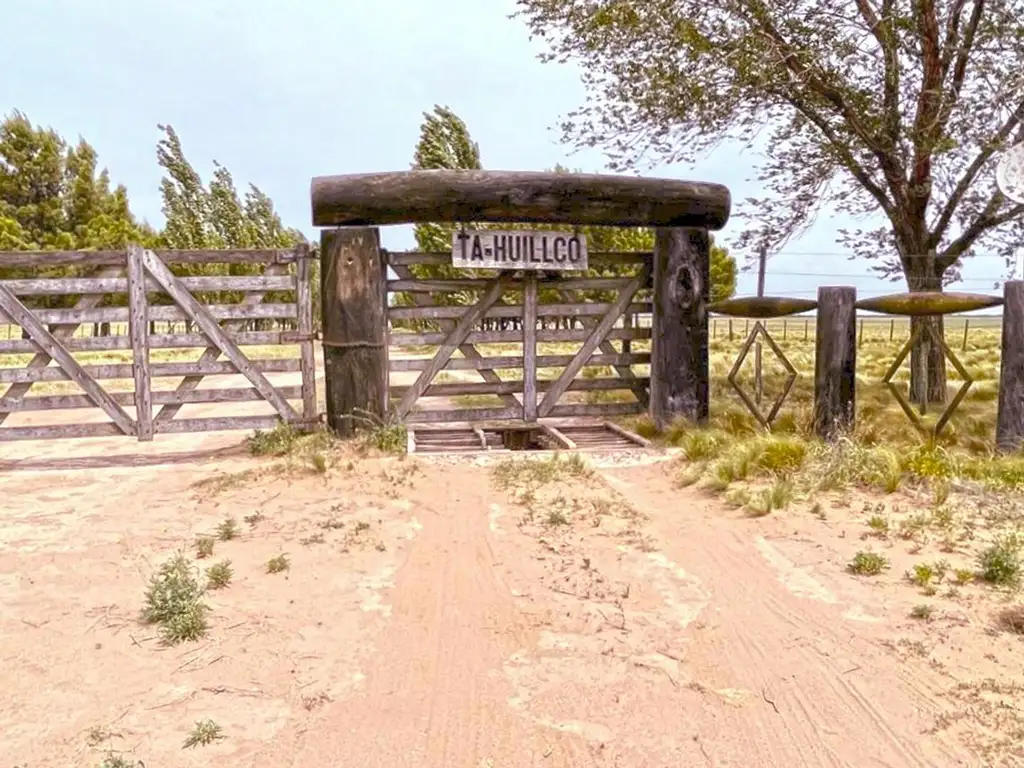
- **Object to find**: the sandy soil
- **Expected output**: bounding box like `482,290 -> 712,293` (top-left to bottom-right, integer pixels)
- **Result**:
2,431 -> 1023,766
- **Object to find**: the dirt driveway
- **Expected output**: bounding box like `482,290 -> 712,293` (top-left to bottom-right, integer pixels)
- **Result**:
0,433 -> 1017,766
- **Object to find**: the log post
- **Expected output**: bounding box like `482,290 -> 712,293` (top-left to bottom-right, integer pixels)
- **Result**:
812,287 -> 857,440
996,281 -> 1024,452
650,227 -> 710,430
320,227 -> 387,437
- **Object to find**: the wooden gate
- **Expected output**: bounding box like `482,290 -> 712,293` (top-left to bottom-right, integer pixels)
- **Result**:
0,244 -> 318,441
385,250 -> 652,423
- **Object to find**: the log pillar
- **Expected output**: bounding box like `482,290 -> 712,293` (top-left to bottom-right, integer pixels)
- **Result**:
812,286 -> 857,440
996,281 -> 1024,452
320,227 -> 388,437
650,227 -> 710,430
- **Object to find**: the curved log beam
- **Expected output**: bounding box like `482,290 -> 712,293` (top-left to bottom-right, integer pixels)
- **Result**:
311,170 -> 731,230
855,292 -> 1003,316
709,296 -> 818,318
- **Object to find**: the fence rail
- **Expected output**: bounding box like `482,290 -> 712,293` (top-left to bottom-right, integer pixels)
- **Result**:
0,244 -> 317,442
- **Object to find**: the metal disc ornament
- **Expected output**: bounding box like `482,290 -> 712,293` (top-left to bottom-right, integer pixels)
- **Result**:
996,141 -> 1024,205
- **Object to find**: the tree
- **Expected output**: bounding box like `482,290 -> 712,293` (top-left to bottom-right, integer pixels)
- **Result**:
514,0 -> 1024,404
0,111 -> 153,314
155,124 -> 308,320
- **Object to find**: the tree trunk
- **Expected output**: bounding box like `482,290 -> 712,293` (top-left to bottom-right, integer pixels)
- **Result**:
906,267 -> 947,407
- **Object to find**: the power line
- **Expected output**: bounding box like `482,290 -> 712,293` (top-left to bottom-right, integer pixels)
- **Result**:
753,270 -> 1005,282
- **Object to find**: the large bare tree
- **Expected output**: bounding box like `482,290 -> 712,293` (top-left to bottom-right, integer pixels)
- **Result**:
514,0 -> 1024,403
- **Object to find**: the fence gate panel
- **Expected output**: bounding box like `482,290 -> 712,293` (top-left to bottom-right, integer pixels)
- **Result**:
0,245 -> 318,442
385,250 -> 653,424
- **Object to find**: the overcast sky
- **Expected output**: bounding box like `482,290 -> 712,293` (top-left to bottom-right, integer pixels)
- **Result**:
1,0 -> 1012,299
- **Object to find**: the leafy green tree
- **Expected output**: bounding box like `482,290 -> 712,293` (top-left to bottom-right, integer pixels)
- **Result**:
155,124 -> 307,320
0,111 -> 153,315
514,0 -> 1024,403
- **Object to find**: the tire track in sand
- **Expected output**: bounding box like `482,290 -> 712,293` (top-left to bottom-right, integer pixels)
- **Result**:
275,463 -> 597,768
598,463 -> 977,768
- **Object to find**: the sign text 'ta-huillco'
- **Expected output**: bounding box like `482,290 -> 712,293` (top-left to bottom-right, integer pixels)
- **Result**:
450,230 -> 589,271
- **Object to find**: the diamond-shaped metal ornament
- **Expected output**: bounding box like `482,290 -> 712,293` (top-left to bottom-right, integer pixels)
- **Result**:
881,322 -> 973,437
727,321 -> 798,429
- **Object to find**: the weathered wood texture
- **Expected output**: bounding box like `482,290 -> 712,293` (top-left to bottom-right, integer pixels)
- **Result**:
709,296 -> 818,318
523,274 -> 539,421
403,402 -> 642,424
126,245 -> 154,441
650,228 -> 710,430
812,287 -> 857,440
320,228 -> 387,436
997,281 -> 1024,451
384,247 -> 652,424
294,243 -> 318,422
311,170 -> 731,229
387,251 -> 650,267
0,248 -> 300,268
0,245 -> 317,442
855,291 -> 1004,316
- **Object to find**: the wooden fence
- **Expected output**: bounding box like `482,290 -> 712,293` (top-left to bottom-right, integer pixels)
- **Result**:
707,286 -> 1024,450
383,248 -> 653,424
0,245 -> 318,442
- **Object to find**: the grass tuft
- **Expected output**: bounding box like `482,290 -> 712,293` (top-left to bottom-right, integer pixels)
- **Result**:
182,719 -> 223,749
848,550 -> 889,576
140,553 -> 209,645
205,560 -> 233,590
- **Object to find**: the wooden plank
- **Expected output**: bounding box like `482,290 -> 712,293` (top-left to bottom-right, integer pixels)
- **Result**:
0,422 -> 127,441
555,286 -> 649,408
547,402 -> 643,418
0,330 -> 295,354
387,251 -> 651,267
389,263 -> 519,410
812,287 -> 857,441
650,228 -> 710,429
294,243 -> 318,423
0,247 -> 301,269
541,424 -> 576,450
3,385 -> 305,412
153,415 -> 309,435
0,275 -> 296,296
998,281 -> 1024,451
523,274 -> 538,422
388,352 -> 651,372
0,358 -> 301,384
394,278 -> 507,419
126,245 -> 153,441
152,262 -> 291,425
310,170 -> 731,229
388,277 -> 631,293
387,301 -> 651,321
404,406 -> 524,424
321,228 -> 388,436
0,284 -> 136,435
140,249 -> 299,422
389,327 -> 651,347
391,376 -> 650,398
407,427 -> 417,454
403,402 -> 643,423
537,267 -> 649,418
0,303 -> 297,325
0,265 -> 122,426
603,420 -> 653,448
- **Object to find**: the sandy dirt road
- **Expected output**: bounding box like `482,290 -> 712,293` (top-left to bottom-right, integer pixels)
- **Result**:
0,431 -> 1002,767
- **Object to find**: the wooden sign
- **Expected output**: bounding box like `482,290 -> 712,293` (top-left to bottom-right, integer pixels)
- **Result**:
451,230 -> 588,271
